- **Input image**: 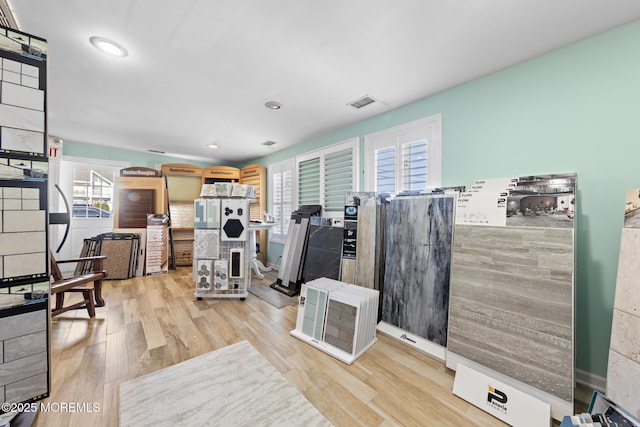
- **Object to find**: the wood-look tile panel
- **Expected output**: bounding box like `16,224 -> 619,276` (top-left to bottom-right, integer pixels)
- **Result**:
448,224 -> 574,402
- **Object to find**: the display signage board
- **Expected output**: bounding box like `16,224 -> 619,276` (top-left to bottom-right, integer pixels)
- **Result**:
453,363 -> 551,427
203,166 -> 240,182
455,178 -> 515,226
160,163 -> 202,177
120,166 -> 159,177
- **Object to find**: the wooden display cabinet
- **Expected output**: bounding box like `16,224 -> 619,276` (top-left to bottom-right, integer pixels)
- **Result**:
161,164 -> 202,267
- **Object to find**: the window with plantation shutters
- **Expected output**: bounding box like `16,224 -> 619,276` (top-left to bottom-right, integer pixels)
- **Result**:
402,140 -> 428,191
297,157 -> 320,207
375,146 -> 395,193
296,138 -> 358,216
324,148 -> 353,212
364,114 -> 442,194
268,159 -> 295,243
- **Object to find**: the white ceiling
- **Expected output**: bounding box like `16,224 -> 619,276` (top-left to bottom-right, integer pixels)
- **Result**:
9,1 -> 640,165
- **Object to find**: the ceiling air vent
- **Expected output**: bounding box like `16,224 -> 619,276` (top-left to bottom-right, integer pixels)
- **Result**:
348,95 -> 377,109
0,0 -> 17,29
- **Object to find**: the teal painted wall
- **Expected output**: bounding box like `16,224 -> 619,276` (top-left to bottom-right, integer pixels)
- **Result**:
66,20 -> 640,379
63,140 -> 213,168
248,20 -> 640,379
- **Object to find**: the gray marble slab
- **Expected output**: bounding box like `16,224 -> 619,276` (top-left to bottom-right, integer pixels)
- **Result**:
120,340 -> 332,427
448,224 -> 574,402
381,195 -> 454,346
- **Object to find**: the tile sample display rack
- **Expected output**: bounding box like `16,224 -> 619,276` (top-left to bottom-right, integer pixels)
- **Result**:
446,173 -> 576,421
193,196 -> 250,300
0,24 -> 50,410
292,278 -> 379,364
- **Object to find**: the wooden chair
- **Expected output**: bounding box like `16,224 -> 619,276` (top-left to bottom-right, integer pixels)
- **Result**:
49,251 -> 107,318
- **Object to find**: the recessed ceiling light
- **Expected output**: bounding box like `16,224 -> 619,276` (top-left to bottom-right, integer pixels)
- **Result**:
265,101 -> 282,110
89,36 -> 128,57
207,144 -> 219,149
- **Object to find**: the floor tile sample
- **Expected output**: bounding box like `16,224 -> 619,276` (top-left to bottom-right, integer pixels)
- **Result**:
301,224 -> 343,283
194,229 -> 220,259
324,299 -> 357,353
606,350 -> 640,415
381,195 -> 454,346
607,227 -> 640,414
611,228 -> 640,316
448,224 -> 574,402
120,340 -> 332,427
353,204 -> 378,289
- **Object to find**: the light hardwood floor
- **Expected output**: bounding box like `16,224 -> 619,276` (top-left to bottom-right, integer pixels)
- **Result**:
35,267 -> 525,426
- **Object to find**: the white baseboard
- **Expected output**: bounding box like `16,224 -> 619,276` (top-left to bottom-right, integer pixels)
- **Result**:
575,368 -> 606,393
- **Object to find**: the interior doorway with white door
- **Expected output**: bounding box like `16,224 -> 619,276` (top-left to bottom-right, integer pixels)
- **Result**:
51,157 -> 130,263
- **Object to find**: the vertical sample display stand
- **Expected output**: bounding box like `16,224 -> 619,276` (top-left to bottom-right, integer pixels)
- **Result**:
193,195 -> 250,300
270,204 -> 322,297
0,25 -> 50,409
146,214 -> 169,275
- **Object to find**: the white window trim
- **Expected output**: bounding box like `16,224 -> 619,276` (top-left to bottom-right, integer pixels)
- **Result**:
295,137 -> 359,218
364,114 -> 442,192
268,158 -> 296,244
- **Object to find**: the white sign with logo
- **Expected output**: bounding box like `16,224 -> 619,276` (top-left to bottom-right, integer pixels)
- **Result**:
452,363 -> 550,427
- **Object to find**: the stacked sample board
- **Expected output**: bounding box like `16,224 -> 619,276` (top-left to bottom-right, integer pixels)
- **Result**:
193,197 -> 250,299
146,215 -> 169,275
271,216 -> 310,296
377,193 -> 456,359
340,192 -> 388,291
446,173 -> 576,420
291,277 -> 379,364
606,189 -> 640,415
0,25 -> 50,407
77,232 -> 141,278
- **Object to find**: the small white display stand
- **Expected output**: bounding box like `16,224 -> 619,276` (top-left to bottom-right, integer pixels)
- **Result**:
248,222 -> 275,279
291,278 -> 379,365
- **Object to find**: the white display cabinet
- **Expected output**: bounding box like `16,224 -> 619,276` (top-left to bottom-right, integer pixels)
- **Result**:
193,196 -> 250,300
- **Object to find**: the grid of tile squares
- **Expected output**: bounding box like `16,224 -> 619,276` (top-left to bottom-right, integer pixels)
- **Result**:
0,57 -> 45,157
0,183 -> 47,283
